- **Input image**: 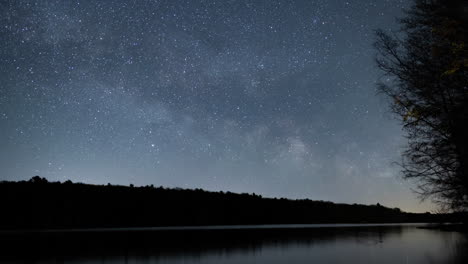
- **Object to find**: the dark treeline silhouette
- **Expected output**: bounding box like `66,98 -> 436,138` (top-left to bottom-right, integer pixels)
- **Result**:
0,176 -> 465,230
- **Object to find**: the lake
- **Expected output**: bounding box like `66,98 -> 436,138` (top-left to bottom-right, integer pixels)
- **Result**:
0,224 -> 466,263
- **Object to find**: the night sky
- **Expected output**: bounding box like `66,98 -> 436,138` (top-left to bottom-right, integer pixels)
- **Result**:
0,0 -> 432,212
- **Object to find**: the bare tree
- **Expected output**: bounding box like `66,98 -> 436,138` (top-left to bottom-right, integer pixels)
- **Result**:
374,0 -> 468,211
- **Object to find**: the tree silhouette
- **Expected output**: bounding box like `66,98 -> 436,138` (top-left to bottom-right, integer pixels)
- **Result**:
29,176 -> 48,184
2,176 -> 462,229
374,0 -> 468,211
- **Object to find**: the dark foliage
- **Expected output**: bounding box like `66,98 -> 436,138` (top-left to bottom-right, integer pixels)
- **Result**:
374,0 -> 468,210
0,177 -> 463,230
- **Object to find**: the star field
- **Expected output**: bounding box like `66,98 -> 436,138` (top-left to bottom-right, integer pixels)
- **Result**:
0,0 -> 433,212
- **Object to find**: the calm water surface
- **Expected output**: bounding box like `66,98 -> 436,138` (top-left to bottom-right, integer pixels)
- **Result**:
1,224 -> 466,263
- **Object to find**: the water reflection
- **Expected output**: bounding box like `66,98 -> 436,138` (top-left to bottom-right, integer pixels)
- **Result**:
0,225 -> 466,263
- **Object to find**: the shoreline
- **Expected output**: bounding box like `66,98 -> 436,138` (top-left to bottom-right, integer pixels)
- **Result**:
0,222 -> 438,234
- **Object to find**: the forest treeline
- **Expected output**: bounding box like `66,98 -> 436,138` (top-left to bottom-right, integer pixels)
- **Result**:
0,176 -> 465,229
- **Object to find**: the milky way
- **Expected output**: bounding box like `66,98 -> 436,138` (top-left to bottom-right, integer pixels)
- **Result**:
0,0 -> 433,212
